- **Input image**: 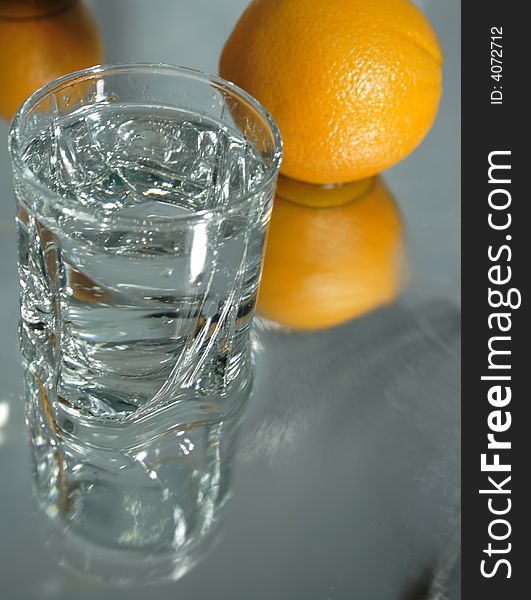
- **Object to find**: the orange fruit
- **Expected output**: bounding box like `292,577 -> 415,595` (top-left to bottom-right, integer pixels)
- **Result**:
0,0 -> 102,120
220,0 -> 442,184
257,176 -> 404,330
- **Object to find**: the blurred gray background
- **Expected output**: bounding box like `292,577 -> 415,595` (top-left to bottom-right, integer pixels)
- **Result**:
0,1 -> 460,598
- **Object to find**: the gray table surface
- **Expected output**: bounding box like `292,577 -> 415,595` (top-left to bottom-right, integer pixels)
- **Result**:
0,1 -> 461,598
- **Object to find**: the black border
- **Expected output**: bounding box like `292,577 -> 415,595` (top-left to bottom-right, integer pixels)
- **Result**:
462,2 -> 528,596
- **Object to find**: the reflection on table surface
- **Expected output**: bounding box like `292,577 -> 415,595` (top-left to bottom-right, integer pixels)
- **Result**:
0,0 -> 460,598
0,294 -> 460,598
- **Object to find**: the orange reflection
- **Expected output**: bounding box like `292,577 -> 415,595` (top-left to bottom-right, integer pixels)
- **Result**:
257,175 -> 406,330
0,0 -> 102,120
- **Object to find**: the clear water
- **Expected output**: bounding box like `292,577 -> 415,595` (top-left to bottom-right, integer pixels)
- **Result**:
15,103 -> 272,566
17,103 -> 270,420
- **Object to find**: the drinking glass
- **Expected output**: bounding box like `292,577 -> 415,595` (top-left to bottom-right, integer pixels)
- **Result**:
8,63 -> 282,582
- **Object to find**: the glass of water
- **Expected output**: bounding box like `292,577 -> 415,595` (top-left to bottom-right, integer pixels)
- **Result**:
9,63 -> 281,582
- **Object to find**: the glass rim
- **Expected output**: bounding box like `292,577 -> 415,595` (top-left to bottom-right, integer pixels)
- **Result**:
8,62 -> 283,226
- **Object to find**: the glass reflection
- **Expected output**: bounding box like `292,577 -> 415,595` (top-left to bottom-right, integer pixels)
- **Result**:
0,400 -> 10,445
28,379 -> 247,584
